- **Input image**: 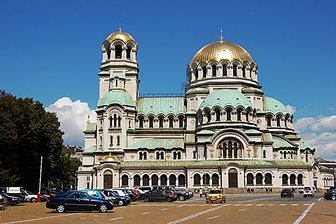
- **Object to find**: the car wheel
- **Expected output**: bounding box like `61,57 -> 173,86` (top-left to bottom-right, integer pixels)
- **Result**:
99,204 -> 108,213
178,195 -> 185,201
331,196 -> 336,201
118,200 -> 124,206
56,204 -> 65,213
166,197 -> 173,202
31,198 -> 37,203
144,197 -> 150,202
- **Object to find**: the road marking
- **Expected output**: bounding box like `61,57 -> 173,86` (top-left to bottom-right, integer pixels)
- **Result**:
233,204 -> 242,206
267,204 -> 275,206
2,213 -> 82,224
207,215 -> 220,220
293,202 -> 315,224
280,204 -> 287,206
256,204 -> 264,206
109,217 -> 123,221
200,204 -> 207,206
142,212 -> 149,215
167,205 -> 223,224
318,197 -> 323,201
239,209 -> 246,212
244,204 -> 253,207
211,204 -> 220,206
161,208 -> 168,210
177,204 -> 186,208
292,204 -> 299,206
304,204 -> 310,206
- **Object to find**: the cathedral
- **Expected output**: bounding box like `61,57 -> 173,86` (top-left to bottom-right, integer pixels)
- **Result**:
77,28 -> 334,192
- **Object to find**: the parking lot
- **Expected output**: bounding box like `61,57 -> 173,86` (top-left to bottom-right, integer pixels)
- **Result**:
1,193 -> 335,224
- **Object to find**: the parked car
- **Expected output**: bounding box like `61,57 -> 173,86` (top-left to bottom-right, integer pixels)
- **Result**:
174,187 -> 190,201
1,193 -> 20,206
46,190 -> 114,213
102,189 -> 131,206
24,190 -> 38,202
281,188 -> 294,198
0,187 -> 25,202
302,187 -> 315,197
206,189 -> 226,203
0,193 -> 7,210
143,189 -> 177,202
114,188 -> 139,201
324,188 -> 336,200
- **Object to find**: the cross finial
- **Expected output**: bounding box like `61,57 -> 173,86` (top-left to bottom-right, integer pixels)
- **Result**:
118,24 -> 122,32
220,28 -> 224,42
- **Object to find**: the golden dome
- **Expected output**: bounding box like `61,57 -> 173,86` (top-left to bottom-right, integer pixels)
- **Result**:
191,41 -> 254,65
99,153 -> 121,164
106,28 -> 136,44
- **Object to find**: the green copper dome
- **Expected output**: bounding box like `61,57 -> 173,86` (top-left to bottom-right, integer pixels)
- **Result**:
200,89 -> 252,110
97,90 -> 135,108
185,87 -> 209,95
263,96 -> 289,114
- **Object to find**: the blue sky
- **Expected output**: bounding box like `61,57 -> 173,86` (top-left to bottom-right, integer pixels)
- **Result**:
1,0 -> 336,159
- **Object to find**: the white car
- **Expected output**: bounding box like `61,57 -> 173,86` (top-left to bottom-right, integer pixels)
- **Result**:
24,191 -> 38,202
302,187 -> 315,197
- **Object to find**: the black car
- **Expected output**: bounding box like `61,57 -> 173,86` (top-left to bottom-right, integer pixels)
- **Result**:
1,193 -> 20,205
143,189 -> 177,202
46,190 -> 114,213
324,188 -> 336,200
281,188 -> 294,198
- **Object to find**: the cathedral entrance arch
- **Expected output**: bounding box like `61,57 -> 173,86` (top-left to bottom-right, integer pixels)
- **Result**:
103,170 -> 113,189
228,168 -> 238,188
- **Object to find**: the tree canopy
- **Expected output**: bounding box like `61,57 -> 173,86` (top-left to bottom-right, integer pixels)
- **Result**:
0,90 -> 79,191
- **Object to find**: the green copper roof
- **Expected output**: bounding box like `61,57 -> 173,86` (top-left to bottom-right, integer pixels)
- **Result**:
200,89 -> 252,110
299,139 -> 312,149
197,130 -> 215,135
97,90 -> 135,108
137,97 -> 185,116
110,73 -> 125,79
83,145 -> 97,154
185,87 -> 209,95
241,87 -> 264,94
116,159 -> 311,169
84,122 -> 97,133
128,138 -> 184,149
272,135 -> 296,148
263,96 -> 289,114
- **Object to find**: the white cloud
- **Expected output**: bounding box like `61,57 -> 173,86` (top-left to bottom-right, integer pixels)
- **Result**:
286,105 -> 296,114
295,114 -> 336,161
46,97 -> 96,147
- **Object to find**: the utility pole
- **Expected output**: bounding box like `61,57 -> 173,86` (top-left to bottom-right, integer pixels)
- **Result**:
37,156 -> 43,202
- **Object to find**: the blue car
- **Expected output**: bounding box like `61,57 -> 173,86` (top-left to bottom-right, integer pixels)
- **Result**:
46,190 -> 113,213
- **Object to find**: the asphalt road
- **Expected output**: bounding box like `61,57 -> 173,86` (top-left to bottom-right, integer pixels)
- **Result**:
1,193 -> 335,224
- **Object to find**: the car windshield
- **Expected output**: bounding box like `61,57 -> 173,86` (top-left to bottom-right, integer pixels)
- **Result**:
209,190 -> 221,194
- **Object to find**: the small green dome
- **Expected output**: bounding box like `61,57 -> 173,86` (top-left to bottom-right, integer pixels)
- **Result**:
200,89 -> 252,110
186,87 -> 209,95
97,90 -> 135,108
263,96 -> 288,114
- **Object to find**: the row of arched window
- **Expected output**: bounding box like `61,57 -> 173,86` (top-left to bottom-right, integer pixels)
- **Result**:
137,115 -> 184,129
282,173 -> 304,186
103,42 -> 136,62
138,150 -> 183,160
193,173 -> 220,186
266,113 -> 292,128
121,173 -> 186,187
189,62 -> 257,82
197,107 -> 255,125
246,173 -> 273,185
109,114 -> 122,128
99,135 -> 120,147
218,139 -> 243,159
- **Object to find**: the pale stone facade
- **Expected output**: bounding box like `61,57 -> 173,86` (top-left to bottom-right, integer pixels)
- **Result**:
77,28 -> 334,192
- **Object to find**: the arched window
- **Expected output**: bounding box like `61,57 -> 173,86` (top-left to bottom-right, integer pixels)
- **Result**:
113,114 -> 117,127
115,78 -> 118,87
169,175 -> 176,186
237,109 -> 242,121
233,64 -> 237,76
298,174 -> 303,186
215,109 -> 221,121
149,116 -> 154,128
152,174 -> 159,186
282,174 -> 288,185
143,174 -> 150,186
266,116 -> 272,127
247,173 -> 254,185
194,68 -> 198,80
99,136 -> 103,147
109,116 -> 112,127
118,116 -> 121,127
117,136 -> 120,146
284,151 -> 287,159
212,65 -> 216,77
305,151 -> 309,162
212,173 -> 219,186
126,46 -> 131,59
242,65 -> 246,77
226,109 -> 232,121
110,136 -> 113,146
263,150 -> 266,158
169,116 -> 174,128
160,174 -> 167,185
178,174 -> 186,187
159,116 -> 164,128
121,175 -> 129,187
179,116 -> 184,128
290,174 -> 296,186
205,110 -> 211,123
156,151 -> 164,160
277,116 -> 281,127
194,174 -> 201,186
133,175 -> 140,186
246,110 -> 249,122
139,116 -> 144,128
115,45 -> 122,58
256,173 -> 263,185
265,173 -> 272,185
223,64 -> 227,76
203,173 -> 210,186
202,66 -> 207,78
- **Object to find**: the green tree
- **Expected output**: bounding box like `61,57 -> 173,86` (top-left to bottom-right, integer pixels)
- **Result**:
0,90 -> 79,191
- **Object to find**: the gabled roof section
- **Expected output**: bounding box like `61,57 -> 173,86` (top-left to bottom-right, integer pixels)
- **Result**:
97,90 -> 135,108
272,135 -> 297,149
137,97 -> 185,116
128,138 -> 184,150
263,96 -> 289,114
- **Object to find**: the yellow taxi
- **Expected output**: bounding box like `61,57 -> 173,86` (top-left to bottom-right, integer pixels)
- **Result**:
206,188 -> 226,203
